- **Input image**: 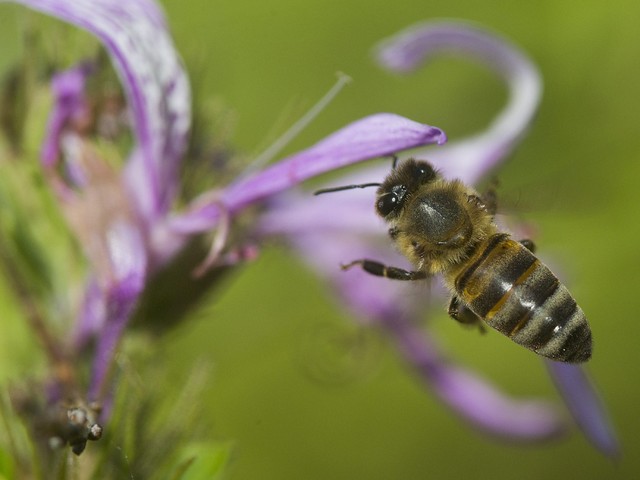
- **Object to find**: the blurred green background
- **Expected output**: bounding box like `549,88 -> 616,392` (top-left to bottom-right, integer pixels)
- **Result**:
2,0 -> 639,478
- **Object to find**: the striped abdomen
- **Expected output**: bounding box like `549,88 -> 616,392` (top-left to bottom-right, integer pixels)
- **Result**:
454,234 -> 592,363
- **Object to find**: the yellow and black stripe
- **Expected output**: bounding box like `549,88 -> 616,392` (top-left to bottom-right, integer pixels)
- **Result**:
455,234 -> 592,362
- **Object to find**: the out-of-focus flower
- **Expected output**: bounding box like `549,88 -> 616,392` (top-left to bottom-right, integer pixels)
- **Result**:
1,0 -> 617,466
259,21 -> 618,455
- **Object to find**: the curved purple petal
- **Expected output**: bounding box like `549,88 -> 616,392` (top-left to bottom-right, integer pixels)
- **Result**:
225,114 -> 445,212
57,152 -> 149,402
375,21 -> 542,183
87,275 -> 143,407
168,113 -> 446,233
11,0 -> 191,219
546,362 -> 620,458
387,315 -> 566,440
73,278 -> 106,349
86,220 -> 147,402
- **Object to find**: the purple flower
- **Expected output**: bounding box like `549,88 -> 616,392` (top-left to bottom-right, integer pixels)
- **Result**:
6,0 -> 617,460
7,0 -> 443,417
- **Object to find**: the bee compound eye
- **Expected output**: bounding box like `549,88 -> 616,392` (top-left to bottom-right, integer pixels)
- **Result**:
416,163 -> 436,183
376,193 -> 398,216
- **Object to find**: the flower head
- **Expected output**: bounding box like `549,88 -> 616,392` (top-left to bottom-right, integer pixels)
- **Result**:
4,0 -> 445,454
1,0 -> 618,465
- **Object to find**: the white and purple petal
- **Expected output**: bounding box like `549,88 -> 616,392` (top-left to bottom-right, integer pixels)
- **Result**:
9,0 -> 192,220
67,214 -> 148,402
86,219 -> 147,402
376,21 -> 542,183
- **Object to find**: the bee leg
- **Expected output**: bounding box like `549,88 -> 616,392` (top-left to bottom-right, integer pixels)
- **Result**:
483,177 -> 499,216
448,296 -> 486,333
466,194 -> 486,211
467,191 -> 497,219
519,239 -> 536,253
341,259 -> 428,281
467,178 -> 499,215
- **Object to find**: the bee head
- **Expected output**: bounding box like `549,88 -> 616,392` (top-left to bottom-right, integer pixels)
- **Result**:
376,159 -> 437,218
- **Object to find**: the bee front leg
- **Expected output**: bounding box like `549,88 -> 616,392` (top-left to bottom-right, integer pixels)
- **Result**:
448,296 -> 486,333
483,177 -> 499,216
467,179 -> 499,216
341,259 -> 428,281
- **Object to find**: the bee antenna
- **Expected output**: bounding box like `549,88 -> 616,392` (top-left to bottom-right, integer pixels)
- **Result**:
313,183 -> 382,196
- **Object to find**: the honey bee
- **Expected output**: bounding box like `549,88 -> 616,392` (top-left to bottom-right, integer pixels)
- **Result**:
315,158 -> 592,363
